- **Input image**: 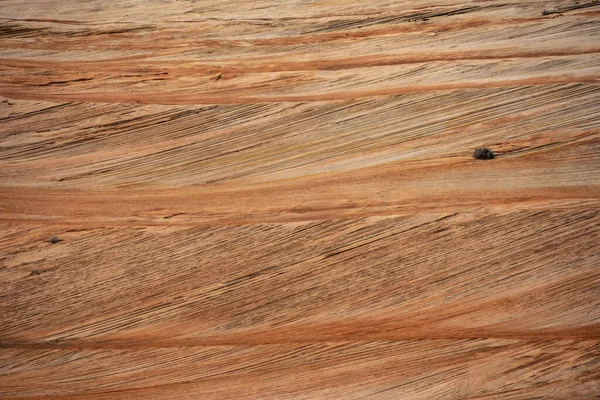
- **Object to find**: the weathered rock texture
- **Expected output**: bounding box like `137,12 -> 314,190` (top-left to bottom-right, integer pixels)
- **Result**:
1,0 -> 599,398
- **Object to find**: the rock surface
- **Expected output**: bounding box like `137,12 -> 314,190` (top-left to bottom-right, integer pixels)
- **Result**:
1,0 -> 599,398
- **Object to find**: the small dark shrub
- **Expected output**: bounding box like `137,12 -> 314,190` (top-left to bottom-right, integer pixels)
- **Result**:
541,9 -> 552,15
473,147 -> 495,160
48,235 -> 62,244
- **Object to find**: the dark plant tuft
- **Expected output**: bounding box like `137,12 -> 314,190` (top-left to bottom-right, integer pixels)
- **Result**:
473,147 -> 495,160
541,9 -> 552,15
48,235 -> 62,244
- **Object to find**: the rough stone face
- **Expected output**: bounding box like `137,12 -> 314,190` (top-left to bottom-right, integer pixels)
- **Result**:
1,0 -> 599,399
